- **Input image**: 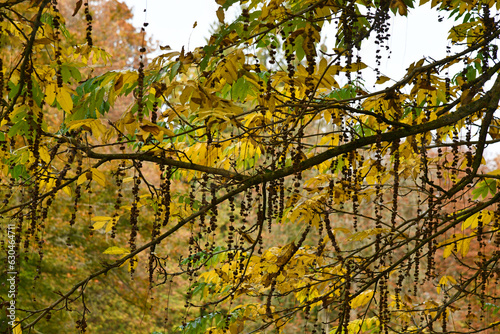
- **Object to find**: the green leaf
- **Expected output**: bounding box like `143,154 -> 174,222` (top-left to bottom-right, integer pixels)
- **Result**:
472,179 -> 496,199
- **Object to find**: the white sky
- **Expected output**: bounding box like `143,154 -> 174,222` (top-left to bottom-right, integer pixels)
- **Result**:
124,0 -> 219,53
122,1 -> 499,160
123,0 -> 455,82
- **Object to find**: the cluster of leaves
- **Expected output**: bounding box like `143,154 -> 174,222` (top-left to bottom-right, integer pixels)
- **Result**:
1,0 -> 500,333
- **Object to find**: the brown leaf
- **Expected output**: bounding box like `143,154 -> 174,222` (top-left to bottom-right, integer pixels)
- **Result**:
34,38 -> 52,45
216,7 -> 225,23
181,52 -> 194,64
114,74 -> 123,91
140,124 -> 160,135
391,0 -> 408,16
237,229 -> 255,244
322,295 -> 336,307
276,242 -> 296,266
460,88 -> 477,105
152,82 -> 166,98
72,0 -> 83,17
191,97 -> 202,105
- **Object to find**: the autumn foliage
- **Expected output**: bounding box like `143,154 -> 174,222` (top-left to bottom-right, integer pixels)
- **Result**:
1,0 -> 500,333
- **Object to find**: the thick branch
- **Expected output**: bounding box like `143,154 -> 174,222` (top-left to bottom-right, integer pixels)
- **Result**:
84,149 -> 246,181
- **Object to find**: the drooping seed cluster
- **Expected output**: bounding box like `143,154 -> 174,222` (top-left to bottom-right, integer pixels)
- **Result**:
51,0 -> 63,88
128,161 -> 143,275
84,1 -> 92,47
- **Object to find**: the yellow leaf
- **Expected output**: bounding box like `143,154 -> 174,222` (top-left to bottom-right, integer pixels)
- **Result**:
375,76 -> 391,84
437,275 -> 457,293
92,216 -> 118,231
57,87 -> 73,113
88,120 -> 107,140
441,275 -> 457,285
229,320 -> 244,334
461,237 -> 471,257
200,270 -> 220,284
462,211 -> 493,231
45,83 -> 56,105
67,119 -> 94,131
277,273 -> 286,283
77,173 -> 89,185
12,318 -> 22,334
105,219 -> 117,233
123,176 -> 134,183
92,216 -> 114,221
332,227 -> 351,235
122,71 -> 139,86
91,168 -> 106,187
63,186 -> 72,196
92,220 -> 107,230
267,264 -> 279,273
139,120 -> 175,140
443,243 -> 453,259
350,290 -> 374,308
39,146 -> 50,163
103,246 -> 129,255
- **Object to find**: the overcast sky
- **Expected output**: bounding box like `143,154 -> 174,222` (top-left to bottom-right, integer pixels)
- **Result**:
123,1 -> 456,82
124,0 -> 219,53
121,1 -> 500,160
